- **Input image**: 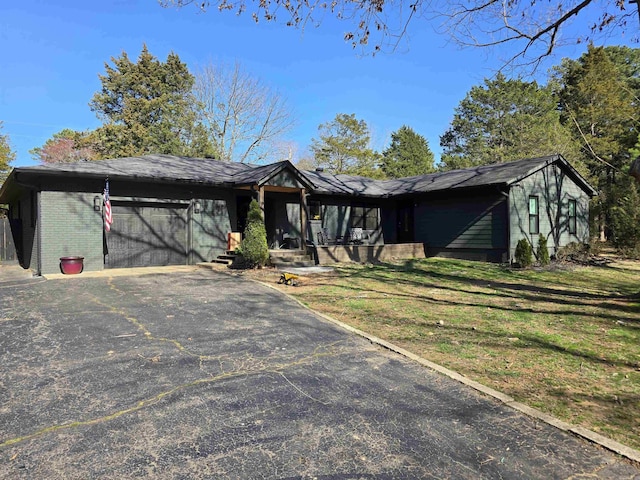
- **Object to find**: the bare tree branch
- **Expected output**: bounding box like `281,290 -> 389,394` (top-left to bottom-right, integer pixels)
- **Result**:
161,0 -> 639,72
192,61 -> 296,163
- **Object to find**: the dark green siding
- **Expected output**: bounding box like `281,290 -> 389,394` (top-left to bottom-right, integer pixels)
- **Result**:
508,163 -> 591,259
39,191 -> 104,274
415,193 -> 508,259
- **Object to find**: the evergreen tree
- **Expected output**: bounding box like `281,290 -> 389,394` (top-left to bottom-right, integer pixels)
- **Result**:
537,234 -> 550,266
310,113 -> 384,178
609,176 -> 640,253
89,45 -> 216,159
440,73 -> 579,171
240,199 -> 269,267
0,122 -> 16,184
555,45 -> 640,245
382,126 -> 435,178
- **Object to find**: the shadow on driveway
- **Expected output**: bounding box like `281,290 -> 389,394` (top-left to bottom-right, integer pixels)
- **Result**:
0,269 -> 638,478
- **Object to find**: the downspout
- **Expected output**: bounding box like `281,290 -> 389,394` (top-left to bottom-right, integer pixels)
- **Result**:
188,199 -> 195,266
36,190 -> 42,276
498,186 -> 510,263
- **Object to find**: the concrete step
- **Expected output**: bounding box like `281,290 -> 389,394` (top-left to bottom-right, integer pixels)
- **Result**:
269,254 -> 312,263
268,249 -> 306,256
271,259 -> 316,268
211,258 -> 233,265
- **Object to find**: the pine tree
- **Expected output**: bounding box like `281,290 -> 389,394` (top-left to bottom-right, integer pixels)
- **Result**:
89,45 -> 216,159
440,73 -> 579,170
556,45 -> 640,246
311,113 -> 384,178
382,126 -> 435,178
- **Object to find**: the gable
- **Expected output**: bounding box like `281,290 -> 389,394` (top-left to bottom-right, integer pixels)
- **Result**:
263,169 -> 306,189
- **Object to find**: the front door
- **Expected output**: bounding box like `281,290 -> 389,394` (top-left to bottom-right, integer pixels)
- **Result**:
397,201 -> 414,243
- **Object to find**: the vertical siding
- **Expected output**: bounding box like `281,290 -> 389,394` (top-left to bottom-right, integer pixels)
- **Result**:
191,194 -> 234,262
322,199 -> 352,240
509,163 -> 590,260
0,217 -> 17,262
415,193 -> 508,253
39,191 -> 104,275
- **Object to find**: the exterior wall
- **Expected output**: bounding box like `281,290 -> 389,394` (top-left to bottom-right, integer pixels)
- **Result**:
414,191 -> 508,262
7,191 -> 39,270
35,181 -> 240,272
509,163 -> 590,260
267,170 -> 305,189
39,191 -> 104,275
190,193 -> 235,262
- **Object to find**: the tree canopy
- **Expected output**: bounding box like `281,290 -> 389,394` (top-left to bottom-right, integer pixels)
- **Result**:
30,129 -> 97,164
440,73 -> 579,170
554,45 -> 640,247
310,113 -> 383,178
89,45 -> 215,159
0,122 -> 16,184
382,126 -> 435,178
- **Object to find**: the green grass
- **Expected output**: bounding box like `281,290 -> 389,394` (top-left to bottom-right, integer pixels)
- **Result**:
259,257 -> 640,450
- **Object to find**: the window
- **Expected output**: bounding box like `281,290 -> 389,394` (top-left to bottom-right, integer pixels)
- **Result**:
351,205 -> 379,230
528,196 -> 539,234
308,200 -> 322,220
568,199 -> 577,235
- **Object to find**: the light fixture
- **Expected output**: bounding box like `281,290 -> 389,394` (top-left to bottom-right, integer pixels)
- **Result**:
94,196 -> 102,211
193,201 -> 202,214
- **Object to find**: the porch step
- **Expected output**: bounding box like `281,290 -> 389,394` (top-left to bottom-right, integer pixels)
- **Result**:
271,259 -> 316,268
269,249 -> 315,268
211,252 -> 238,266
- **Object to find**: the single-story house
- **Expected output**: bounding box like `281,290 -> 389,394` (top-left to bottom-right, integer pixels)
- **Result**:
0,153 -> 596,275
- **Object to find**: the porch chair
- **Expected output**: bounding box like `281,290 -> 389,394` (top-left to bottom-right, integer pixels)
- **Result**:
317,228 -> 337,245
347,227 -> 364,245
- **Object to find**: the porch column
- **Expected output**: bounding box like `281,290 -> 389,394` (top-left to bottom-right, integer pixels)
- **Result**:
258,185 -> 265,214
299,188 -> 308,248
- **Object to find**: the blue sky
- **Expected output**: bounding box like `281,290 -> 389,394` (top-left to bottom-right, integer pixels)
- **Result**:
0,0 -> 619,168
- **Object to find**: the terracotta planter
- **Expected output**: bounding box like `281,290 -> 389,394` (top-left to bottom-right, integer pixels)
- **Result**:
60,256 -> 84,275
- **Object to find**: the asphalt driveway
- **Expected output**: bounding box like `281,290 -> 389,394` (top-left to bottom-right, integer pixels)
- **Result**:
0,268 -> 638,479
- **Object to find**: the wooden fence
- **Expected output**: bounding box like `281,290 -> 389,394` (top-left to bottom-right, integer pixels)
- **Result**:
0,217 -> 17,263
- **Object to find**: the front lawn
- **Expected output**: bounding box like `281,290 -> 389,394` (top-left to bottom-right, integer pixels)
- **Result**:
250,257 -> 640,450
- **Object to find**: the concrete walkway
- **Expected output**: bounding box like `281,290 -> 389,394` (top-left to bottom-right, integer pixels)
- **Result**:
0,269 -> 638,478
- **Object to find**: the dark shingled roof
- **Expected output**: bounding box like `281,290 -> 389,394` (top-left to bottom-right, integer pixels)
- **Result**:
2,153 -> 597,199
303,155 -> 596,197
300,170 -> 389,197
11,154 -> 254,186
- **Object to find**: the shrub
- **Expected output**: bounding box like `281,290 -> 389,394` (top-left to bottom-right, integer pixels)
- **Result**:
515,238 -> 533,268
537,234 -> 550,266
239,199 -> 269,268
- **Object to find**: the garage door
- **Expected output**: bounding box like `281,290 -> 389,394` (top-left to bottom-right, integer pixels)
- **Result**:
105,202 -> 188,268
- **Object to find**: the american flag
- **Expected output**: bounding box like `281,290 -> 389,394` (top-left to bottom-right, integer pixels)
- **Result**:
103,179 -> 113,232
